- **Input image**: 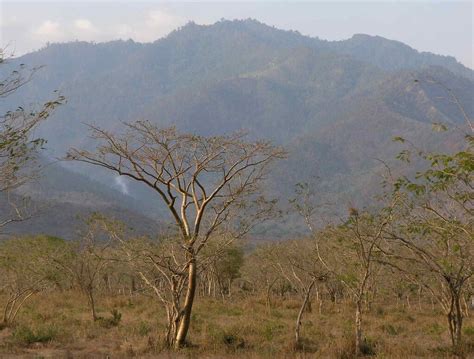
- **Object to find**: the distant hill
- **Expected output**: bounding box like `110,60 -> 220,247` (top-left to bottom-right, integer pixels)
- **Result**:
1,19 -> 472,237
0,157 -> 162,239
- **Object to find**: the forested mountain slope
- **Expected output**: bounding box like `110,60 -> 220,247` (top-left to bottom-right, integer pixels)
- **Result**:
1,19 -> 472,237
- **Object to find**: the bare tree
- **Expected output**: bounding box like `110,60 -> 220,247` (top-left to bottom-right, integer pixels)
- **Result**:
67,122 -> 285,347
267,239 -> 326,349
292,183 -> 393,355
240,244 -> 286,310
53,217 -> 112,321
0,235 -> 66,327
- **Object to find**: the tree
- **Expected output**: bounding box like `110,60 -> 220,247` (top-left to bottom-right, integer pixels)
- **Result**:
385,132 -> 473,349
318,211 -> 391,356
0,235 -> 66,327
292,182 -> 392,355
53,217 -> 112,321
268,239 -> 326,348
0,49 -> 64,230
199,238 -> 244,298
67,122 -> 285,347
240,244 -> 287,310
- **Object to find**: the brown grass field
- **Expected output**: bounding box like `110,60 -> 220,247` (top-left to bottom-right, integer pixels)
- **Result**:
0,291 -> 473,358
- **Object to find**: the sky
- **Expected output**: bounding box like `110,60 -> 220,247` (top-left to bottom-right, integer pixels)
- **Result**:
1,1 -> 473,68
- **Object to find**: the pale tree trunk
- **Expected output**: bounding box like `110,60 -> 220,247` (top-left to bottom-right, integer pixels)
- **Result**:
295,280 -> 315,347
2,291 -> 36,326
266,278 -> 277,311
175,257 -> 197,348
165,305 -> 180,348
462,295 -> 469,318
355,299 -> 363,356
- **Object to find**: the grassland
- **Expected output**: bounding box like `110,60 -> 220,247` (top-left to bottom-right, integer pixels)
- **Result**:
0,291 -> 473,358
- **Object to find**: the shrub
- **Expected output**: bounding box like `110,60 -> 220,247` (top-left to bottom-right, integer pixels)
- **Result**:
426,323 -> 444,336
360,337 -> 377,356
463,326 -> 474,336
375,306 -> 385,316
98,309 -> 122,328
381,323 -> 403,336
13,325 -> 57,345
222,332 -> 246,350
137,321 -> 151,337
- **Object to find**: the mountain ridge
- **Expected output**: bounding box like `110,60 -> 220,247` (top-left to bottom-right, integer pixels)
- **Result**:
1,19 -> 472,238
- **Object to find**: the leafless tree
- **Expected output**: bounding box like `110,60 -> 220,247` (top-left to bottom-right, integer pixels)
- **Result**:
0,235 -> 66,327
52,218 -> 113,321
67,122 -> 285,347
309,210 -> 391,356
267,239 -> 326,348
292,182 -> 393,355
240,244 -> 286,310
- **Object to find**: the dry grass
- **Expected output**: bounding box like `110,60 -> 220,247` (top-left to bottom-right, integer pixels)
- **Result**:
0,291 -> 473,358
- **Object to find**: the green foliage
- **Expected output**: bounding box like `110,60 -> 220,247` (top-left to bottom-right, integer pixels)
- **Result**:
12,324 -> 57,345
98,309 -> 122,328
359,337 -> 377,356
463,326 -> 474,336
0,235 -> 68,279
136,321 -> 151,337
426,323 -> 444,336
0,63 -> 65,191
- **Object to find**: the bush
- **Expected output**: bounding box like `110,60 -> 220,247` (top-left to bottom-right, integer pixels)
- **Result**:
426,323 -> 444,335
463,326 -> 474,336
13,325 -> 57,345
98,309 -> 122,328
360,337 -> 377,356
136,321 -> 151,337
221,331 -> 246,350
381,323 -> 403,336
334,334 -> 376,358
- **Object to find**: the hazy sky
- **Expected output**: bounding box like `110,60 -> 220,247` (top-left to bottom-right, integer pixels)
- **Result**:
1,1 -> 473,68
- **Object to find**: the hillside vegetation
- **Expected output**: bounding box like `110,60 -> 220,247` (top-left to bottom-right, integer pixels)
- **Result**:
0,19 -> 472,236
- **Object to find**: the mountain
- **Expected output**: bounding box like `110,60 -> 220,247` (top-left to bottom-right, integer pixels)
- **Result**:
328,34 -> 473,79
0,156 -> 162,239
1,19 -> 472,237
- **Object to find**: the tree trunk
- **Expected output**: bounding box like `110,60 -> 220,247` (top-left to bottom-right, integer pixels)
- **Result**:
87,289 -> 97,321
175,257 -> 197,348
447,291 -> 463,348
462,295 -> 469,317
266,279 -> 277,311
355,299 -> 363,356
295,280 -> 315,347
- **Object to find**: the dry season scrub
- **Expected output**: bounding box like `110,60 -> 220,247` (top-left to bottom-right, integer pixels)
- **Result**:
0,290 -> 473,358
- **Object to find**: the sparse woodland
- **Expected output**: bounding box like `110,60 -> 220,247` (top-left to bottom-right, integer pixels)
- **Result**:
0,45 -> 473,359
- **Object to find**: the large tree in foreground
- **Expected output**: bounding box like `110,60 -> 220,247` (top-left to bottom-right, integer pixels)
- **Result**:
67,121 -> 285,347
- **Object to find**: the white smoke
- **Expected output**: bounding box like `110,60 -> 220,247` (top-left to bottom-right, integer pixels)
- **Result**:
114,176 -> 129,195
